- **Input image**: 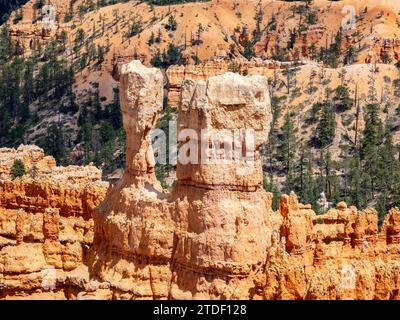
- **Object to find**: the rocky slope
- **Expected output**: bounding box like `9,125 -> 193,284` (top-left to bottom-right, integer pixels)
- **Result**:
4,0 -> 400,171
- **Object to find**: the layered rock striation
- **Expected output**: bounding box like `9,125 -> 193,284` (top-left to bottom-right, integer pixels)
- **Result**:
0,145 -> 108,299
166,60 -> 288,110
0,145 -> 107,218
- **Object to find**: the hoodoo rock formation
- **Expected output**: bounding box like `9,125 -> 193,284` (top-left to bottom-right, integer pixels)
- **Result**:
87,61 -> 400,300
2,61 -> 400,299
89,60 -> 274,299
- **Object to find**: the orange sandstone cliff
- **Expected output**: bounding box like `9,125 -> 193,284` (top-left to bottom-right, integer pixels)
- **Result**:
0,145 -> 108,299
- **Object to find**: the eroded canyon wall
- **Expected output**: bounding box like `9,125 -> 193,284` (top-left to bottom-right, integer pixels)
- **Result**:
0,145 -> 108,299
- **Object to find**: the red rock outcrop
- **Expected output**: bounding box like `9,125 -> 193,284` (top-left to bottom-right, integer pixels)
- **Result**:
263,193 -> 400,300
0,145 -> 55,179
0,145 -> 107,218
0,146 -> 108,299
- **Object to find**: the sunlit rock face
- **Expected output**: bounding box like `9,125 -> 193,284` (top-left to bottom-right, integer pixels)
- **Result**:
89,61 -> 274,299
88,61 -> 400,300
2,61 -> 400,300
0,146 -> 107,299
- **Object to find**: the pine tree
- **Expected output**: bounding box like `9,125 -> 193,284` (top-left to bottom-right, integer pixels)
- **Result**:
101,139 -> 117,174
64,2 -> 74,23
61,90 -> 79,114
81,121 -> 93,164
36,63 -> 50,97
74,28 -> 85,52
150,49 -> 163,67
0,26 -> 13,62
334,85 -> 353,112
92,86 -> 102,120
155,29 -> 162,43
165,14 -> 177,31
164,43 -> 184,66
97,45 -> 105,64
348,154 -> 366,209
304,153 -> 318,207
4,57 -> 23,118
283,65 -> 297,94
316,101 -> 335,148
10,159 -> 26,180
297,146 -> 317,206
22,59 -> 34,109
322,150 -> 339,203
253,2 -> 264,42
59,30 -> 68,51
243,40 -> 255,60
129,15 -> 143,37
148,31 -> 155,46
280,113 -> 296,192
34,0 -> 45,10
0,110 -> 11,145
103,87 -> 122,129
376,121 -> 400,222
265,95 -> 283,183
391,146 -> 400,209
263,175 -> 280,211
344,45 -> 357,65
40,124 -> 65,163
100,123 -> 115,143
360,103 -> 382,200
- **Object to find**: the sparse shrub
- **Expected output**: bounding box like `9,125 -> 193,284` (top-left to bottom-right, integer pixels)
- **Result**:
165,15 -> 177,31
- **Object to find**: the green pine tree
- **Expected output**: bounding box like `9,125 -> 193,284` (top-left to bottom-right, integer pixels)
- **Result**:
10,159 -> 26,180
280,113 -> 296,192
316,101 -> 335,148
360,103 -> 383,200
